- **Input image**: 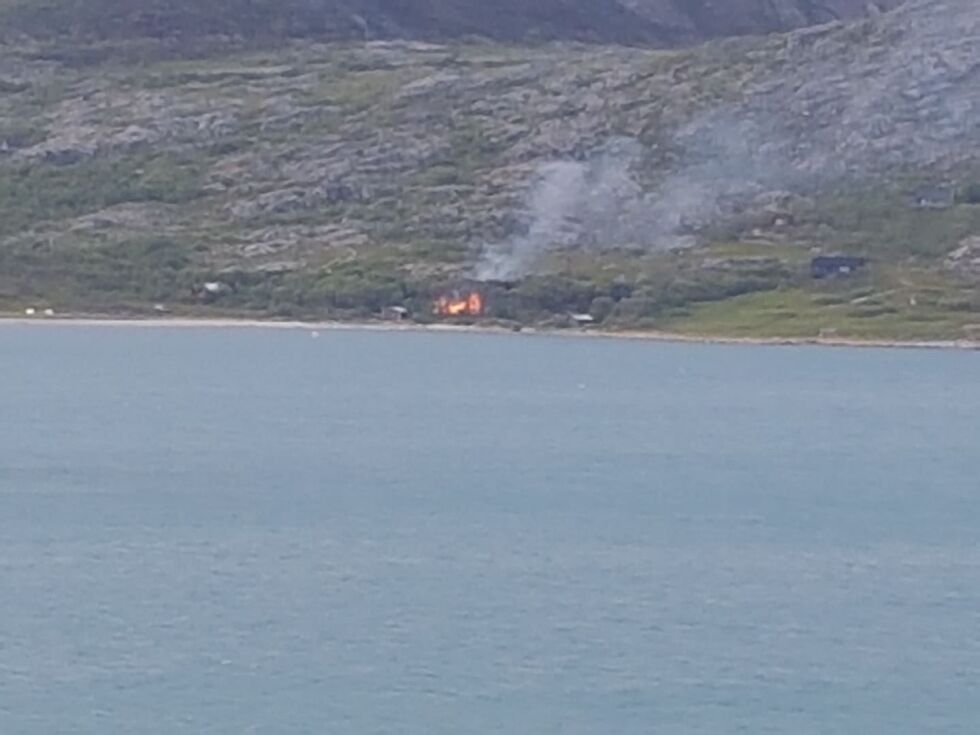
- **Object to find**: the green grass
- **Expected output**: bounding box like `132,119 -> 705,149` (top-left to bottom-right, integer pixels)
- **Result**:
807,184 -> 980,258
665,271 -> 980,341
0,234 -> 199,306
0,121 -> 48,149
0,153 -> 208,236
301,67 -> 421,115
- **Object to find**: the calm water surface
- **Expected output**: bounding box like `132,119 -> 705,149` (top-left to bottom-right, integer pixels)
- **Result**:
1,326 -> 978,734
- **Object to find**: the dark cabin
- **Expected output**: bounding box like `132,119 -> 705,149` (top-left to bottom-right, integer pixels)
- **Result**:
912,185 -> 956,210
811,256 -> 867,279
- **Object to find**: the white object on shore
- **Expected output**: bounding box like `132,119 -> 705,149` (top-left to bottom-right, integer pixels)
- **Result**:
24,308 -> 36,316
43,308 -> 55,317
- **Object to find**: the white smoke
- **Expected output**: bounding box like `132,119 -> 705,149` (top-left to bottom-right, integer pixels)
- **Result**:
476,0 -> 980,280
474,128 -> 777,280
476,138 -> 673,281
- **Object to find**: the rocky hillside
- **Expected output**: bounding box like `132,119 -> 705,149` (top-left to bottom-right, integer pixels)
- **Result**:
0,0 -> 978,339
0,0 -> 904,45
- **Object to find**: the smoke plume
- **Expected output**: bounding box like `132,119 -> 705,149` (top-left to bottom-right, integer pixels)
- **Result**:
477,0 -> 979,280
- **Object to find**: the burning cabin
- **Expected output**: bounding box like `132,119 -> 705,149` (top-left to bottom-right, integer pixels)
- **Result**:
433,288 -> 485,318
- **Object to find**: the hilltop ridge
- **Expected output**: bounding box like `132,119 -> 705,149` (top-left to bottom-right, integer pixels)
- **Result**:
0,0 -> 904,46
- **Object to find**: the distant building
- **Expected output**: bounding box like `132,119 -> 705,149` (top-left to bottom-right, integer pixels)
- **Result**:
570,313 -> 596,326
811,256 -> 867,279
912,185 -> 956,210
203,281 -> 229,295
381,306 -> 409,321
195,281 -> 231,302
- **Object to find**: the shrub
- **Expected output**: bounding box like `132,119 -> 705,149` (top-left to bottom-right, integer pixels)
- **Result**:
847,305 -> 899,318
589,296 -> 615,322
955,182 -> 980,205
514,275 -> 596,314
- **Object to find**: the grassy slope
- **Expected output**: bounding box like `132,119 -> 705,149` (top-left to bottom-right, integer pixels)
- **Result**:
0,29 -> 977,339
666,277 -> 980,341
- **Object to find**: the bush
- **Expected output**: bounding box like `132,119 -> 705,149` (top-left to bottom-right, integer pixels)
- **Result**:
589,296 -> 615,322
0,154 -> 205,237
514,275 -> 596,314
847,305 -> 899,318
307,261 -> 407,312
613,296 -> 664,320
938,296 -> 977,313
955,182 -> 980,205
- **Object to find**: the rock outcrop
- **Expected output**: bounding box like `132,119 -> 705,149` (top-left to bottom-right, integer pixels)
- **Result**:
946,237 -> 980,276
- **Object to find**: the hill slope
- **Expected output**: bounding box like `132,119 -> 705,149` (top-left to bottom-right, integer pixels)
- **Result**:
0,0 -> 978,339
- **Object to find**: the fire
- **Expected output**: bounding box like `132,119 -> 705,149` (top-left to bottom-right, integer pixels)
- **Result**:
434,290 -> 484,317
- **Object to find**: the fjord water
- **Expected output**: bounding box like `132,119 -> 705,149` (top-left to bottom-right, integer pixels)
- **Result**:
1,326 -> 978,734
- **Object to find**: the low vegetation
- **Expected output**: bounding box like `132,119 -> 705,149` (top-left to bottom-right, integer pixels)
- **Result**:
0,154 -> 207,237
0,3 -> 977,342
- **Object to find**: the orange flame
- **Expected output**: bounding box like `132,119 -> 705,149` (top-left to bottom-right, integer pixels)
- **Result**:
434,291 -> 484,317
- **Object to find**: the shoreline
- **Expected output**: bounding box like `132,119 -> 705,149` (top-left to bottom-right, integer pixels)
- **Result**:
2,313 -> 978,351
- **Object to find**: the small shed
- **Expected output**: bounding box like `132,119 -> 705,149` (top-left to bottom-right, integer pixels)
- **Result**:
195,281 -> 232,302
203,281 -> 230,295
912,185 -> 956,210
570,313 -> 596,327
811,256 -> 867,279
381,306 -> 409,321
